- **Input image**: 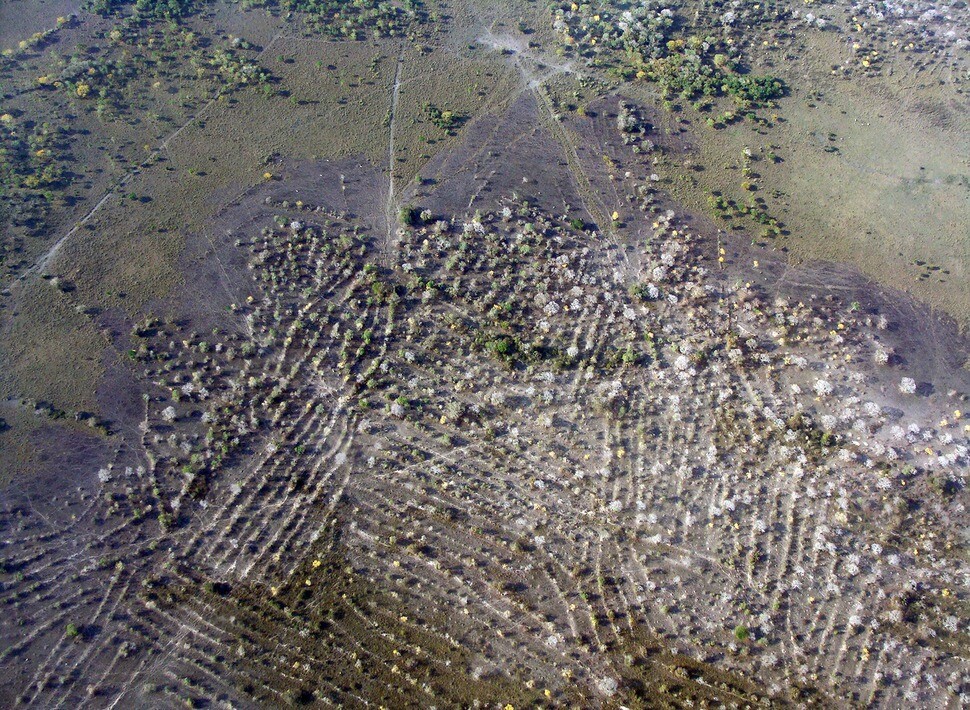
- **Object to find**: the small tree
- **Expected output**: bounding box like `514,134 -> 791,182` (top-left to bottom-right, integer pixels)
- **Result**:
398,205 -> 417,227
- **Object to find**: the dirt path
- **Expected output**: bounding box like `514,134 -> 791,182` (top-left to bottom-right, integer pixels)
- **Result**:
473,23 -> 634,277
383,47 -> 406,267
18,32 -> 283,282
27,188 -> 117,277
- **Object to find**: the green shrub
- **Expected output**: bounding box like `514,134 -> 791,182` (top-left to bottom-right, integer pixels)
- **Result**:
398,205 -> 417,227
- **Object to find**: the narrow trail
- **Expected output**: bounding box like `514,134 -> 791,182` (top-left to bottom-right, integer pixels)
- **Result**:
383,47 -> 405,267
27,189 -> 116,278
18,32 -> 283,282
529,74 -> 635,278
476,23 -> 633,277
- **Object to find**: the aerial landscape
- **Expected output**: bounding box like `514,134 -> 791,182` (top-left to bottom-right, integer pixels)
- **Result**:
0,0 -> 967,706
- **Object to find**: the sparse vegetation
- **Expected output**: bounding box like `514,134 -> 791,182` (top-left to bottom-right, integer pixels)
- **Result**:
0,0 -> 966,708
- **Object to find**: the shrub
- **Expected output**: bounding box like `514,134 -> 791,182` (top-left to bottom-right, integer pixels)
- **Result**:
424,103 -> 462,134
398,205 -> 417,227
487,336 -> 515,358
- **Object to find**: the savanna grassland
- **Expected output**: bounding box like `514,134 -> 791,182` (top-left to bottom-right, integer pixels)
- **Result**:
0,0 -> 967,707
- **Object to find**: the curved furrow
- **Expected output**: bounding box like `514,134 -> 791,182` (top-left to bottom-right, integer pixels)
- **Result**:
246,416 -> 356,578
